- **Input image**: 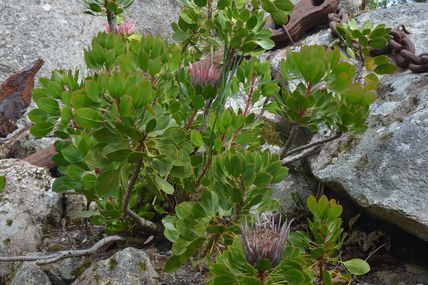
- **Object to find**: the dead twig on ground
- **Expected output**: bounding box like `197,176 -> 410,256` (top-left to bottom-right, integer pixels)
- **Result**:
0,235 -> 128,265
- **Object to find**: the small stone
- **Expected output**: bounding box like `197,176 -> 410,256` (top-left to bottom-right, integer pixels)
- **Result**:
72,247 -> 158,285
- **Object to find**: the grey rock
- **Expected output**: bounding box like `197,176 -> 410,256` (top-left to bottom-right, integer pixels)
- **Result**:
271,170 -> 316,214
52,257 -> 89,282
304,4 -> 428,240
72,247 -> 158,285
0,0 -> 181,82
11,262 -> 51,285
339,0 -> 363,14
0,159 -> 60,279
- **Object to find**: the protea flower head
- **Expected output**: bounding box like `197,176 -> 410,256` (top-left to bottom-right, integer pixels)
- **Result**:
189,60 -> 222,88
241,213 -> 292,269
105,20 -> 136,36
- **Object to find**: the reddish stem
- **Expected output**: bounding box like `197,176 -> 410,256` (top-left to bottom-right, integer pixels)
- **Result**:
243,74 -> 257,116
194,155 -> 213,189
185,110 -> 198,130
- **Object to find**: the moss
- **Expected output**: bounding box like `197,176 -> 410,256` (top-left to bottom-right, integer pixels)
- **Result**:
49,244 -> 63,252
355,154 -> 369,174
331,135 -> 361,158
261,119 -> 285,146
72,259 -> 92,277
379,131 -> 393,143
139,260 -> 147,272
3,238 -> 10,245
6,219 -> 12,226
108,258 -> 118,270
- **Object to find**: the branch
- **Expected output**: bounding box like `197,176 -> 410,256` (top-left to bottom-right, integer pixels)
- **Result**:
282,144 -> 323,166
0,235 -> 127,265
280,125 -> 299,159
122,160 -> 163,234
282,132 -> 341,158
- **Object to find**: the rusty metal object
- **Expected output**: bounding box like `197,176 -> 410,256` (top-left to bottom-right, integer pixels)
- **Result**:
328,8 -> 348,36
267,0 -> 340,49
328,10 -> 428,73
0,59 -> 44,137
388,28 -> 428,73
23,144 -> 57,169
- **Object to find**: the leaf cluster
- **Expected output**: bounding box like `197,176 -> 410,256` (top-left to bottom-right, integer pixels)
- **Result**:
172,0 -> 293,57
336,19 -> 396,75
163,149 -> 288,272
83,0 -> 134,17
268,45 -> 376,133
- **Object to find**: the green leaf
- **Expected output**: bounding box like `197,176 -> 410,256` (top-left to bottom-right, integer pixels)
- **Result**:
270,9 -> 289,26
190,130 -> 204,147
89,3 -> 102,12
155,176 -> 175,194
74,108 -> 103,128
343,259 -> 371,275
0,176 -> 6,192
374,63 -> 396,75
307,195 -> 317,215
194,0 -> 207,7
164,255 -> 182,272
28,109 -> 50,124
52,177 -> 69,193
256,39 -> 275,50
241,277 -> 262,285
30,122 -> 54,138
95,170 -> 120,198
370,37 -> 388,49
283,268 -> 306,284
37,97 -> 60,115
106,1 -> 118,12
172,31 -> 190,42
108,73 -> 127,98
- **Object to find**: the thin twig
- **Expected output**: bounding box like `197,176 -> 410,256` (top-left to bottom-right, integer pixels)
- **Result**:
122,160 -> 163,234
282,144 -> 323,166
283,132 -> 341,158
0,235 -> 128,265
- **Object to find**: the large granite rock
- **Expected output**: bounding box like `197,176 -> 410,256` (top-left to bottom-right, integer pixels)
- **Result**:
0,159 -> 60,280
0,0 -> 181,82
72,247 -> 158,285
304,4 -> 428,240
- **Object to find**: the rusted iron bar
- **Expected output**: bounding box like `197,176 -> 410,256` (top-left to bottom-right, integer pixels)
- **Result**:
267,0 -> 340,49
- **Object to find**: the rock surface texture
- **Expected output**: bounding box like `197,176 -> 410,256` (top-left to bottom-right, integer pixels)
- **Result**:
72,247 -> 158,285
0,0 -> 181,82
306,4 -> 428,241
11,262 -> 52,285
0,159 -> 60,280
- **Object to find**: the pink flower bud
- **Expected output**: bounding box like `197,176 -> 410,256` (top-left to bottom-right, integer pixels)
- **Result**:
189,60 -> 222,88
105,20 -> 136,36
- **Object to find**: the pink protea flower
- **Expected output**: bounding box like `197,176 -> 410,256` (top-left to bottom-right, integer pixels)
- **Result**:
241,214 -> 292,269
189,60 -> 222,87
105,20 -> 136,36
